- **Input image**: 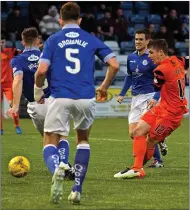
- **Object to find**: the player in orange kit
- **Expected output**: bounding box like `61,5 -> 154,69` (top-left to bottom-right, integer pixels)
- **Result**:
1,35 -> 22,135
114,39 -> 188,179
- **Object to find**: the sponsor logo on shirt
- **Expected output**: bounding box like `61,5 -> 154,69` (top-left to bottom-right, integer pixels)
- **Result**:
28,54 -> 39,62
65,32 -> 79,38
130,60 -> 136,63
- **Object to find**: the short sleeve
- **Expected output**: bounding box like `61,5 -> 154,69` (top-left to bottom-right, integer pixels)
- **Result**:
39,37 -> 53,66
94,38 -> 115,63
11,57 -> 23,77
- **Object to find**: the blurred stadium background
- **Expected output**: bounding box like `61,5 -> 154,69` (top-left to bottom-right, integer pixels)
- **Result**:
1,1 -> 189,118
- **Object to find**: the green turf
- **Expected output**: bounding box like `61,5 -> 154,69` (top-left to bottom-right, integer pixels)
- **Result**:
1,118 -> 189,210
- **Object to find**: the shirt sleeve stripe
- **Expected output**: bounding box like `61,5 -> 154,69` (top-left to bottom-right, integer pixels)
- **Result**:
39,58 -> 51,66
103,53 -> 115,63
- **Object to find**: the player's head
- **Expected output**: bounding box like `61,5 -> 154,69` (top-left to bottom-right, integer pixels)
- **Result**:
21,27 -> 39,47
148,39 -> 168,65
135,29 -> 151,52
1,34 -> 6,51
59,2 -> 82,27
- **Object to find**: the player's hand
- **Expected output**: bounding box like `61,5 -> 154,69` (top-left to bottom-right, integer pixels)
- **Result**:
96,86 -> 108,102
7,106 -> 18,118
34,85 -> 44,102
117,96 -> 124,104
147,99 -> 158,110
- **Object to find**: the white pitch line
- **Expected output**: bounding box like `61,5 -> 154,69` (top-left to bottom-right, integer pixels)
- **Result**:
70,137 -> 188,145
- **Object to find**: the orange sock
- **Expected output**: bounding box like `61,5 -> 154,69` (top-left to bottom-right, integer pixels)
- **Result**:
132,136 -> 147,169
12,112 -> 19,127
143,147 -> 155,165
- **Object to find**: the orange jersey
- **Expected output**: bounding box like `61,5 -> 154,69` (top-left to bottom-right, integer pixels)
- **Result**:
154,56 -> 188,115
1,48 -> 16,84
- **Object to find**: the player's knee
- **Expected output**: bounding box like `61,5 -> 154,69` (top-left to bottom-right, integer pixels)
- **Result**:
129,131 -> 134,139
43,132 -> 59,146
76,129 -> 89,144
132,127 -> 142,138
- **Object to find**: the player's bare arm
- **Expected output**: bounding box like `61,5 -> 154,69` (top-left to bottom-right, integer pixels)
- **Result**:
7,73 -> 23,116
34,62 -> 48,102
98,57 -> 119,90
96,57 -> 119,100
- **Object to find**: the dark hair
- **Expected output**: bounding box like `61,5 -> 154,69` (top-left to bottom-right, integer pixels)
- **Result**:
147,39 -> 168,55
60,2 -> 80,21
21,27 -> 39,44
135,29 -> 151,40
1,34 -> 6,40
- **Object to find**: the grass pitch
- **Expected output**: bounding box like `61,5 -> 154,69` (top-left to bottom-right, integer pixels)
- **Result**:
1,118 -> 189,210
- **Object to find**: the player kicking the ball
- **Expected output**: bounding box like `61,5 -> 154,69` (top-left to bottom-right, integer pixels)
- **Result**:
114,39 -> 188,179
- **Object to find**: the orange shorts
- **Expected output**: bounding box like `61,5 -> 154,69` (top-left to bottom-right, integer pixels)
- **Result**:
1,83 -> 13,102
141,106 -> 183,141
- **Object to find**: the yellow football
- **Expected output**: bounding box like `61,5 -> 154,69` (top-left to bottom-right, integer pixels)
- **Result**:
8,156 -> 30,178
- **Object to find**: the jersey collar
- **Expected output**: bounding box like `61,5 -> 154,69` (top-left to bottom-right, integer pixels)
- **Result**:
62,24 -> 80,29
134,49 -> 149,56
23,47 -> 40,52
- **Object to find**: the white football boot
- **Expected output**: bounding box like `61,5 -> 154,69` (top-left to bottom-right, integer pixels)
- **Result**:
51,162 -> 70,203
68,191 -> 81,205
114,167 -> 145,179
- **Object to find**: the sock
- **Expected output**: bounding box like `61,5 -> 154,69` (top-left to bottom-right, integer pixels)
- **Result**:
43,144 -> 60,175
132,136 -> 147,169
153,144 -> 162,162
57,139 -> 69,164
143,147 -> 155,165
12,112 -> 19,127
72,144 -> 90,193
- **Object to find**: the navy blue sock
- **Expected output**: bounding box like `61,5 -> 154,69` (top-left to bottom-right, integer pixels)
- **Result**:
43,144 -> 60,175
72,144 -> 90,193
153,144 -> 162,162
57,139 -> 69,164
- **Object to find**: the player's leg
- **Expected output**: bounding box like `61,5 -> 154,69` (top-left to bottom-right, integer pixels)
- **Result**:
27,101 -> 74,180
148,144 -> 164,168
114,95 -> 150,178
159,140 -> 168,156
58,133 -> 75,180
129,123 -> 138,139
144,113 -> 183,167
43,97 -> 72,203
27,102 -> 47,136
4,85 -> 22,134
128,95 -> 143,139
68,98 -> 95,204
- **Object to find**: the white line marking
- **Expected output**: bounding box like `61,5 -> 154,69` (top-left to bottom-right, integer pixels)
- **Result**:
70,137 -> 188,145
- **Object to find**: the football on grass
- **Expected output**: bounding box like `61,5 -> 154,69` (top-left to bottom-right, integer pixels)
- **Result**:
8,156 -> 30,178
